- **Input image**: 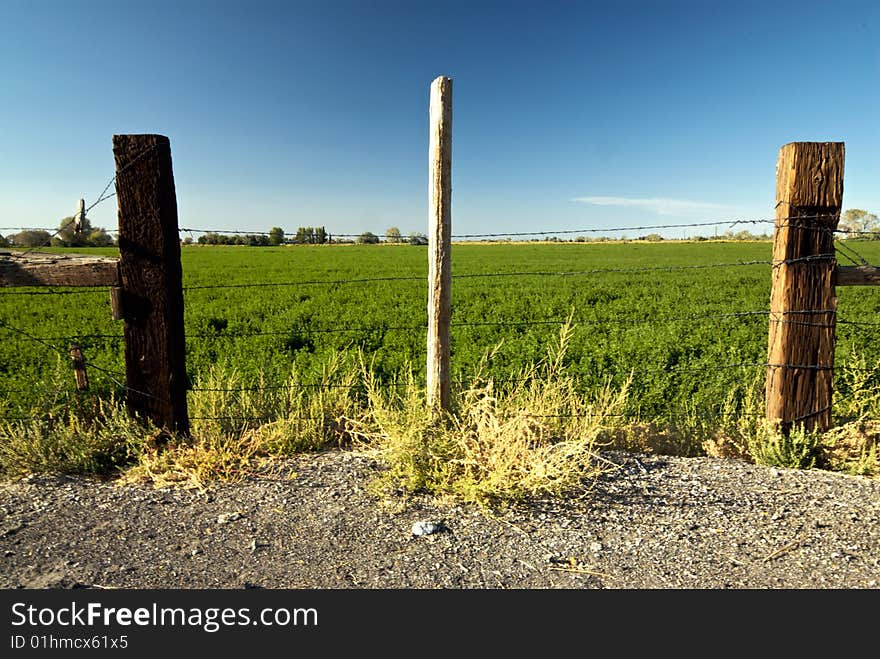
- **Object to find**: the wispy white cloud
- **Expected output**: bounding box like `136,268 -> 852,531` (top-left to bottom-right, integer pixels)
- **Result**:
570,196 -> 729,216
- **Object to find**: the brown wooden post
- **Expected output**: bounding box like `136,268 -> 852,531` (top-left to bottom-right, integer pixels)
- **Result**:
427,76 -> 452,416
766,142 -> 844,434
113,134 -> 189,434
109,286 -> 124,321
69,345 -> 88,391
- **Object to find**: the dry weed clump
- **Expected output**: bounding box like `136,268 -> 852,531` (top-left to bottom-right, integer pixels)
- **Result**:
345,322 -> 630,505
2,326 -> 877,491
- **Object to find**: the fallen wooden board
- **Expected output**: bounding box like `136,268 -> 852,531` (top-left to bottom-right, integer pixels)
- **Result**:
0,251 -> 119,287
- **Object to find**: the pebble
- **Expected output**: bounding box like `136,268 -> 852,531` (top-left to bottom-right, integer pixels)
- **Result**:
217,512 -> 242,524
412,521 -> 444,536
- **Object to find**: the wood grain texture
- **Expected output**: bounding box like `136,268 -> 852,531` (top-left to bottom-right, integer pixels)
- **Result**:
69,345 -> 89,391
766,142 -> 844,433
835,265 -> 880,286
114,134 -> 189,433
0,253 -> 119,287
427,76 -> 452,415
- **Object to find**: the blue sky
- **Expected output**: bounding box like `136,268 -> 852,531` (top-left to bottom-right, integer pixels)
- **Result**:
1,0 -> 877,240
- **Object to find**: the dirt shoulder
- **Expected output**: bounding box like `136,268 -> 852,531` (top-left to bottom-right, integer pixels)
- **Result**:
1,449 -> 878,589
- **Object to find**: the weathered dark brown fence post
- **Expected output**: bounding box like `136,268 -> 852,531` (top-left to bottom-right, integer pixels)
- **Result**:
765,142 -> 844,434
427,76 -> 452,416
113,134 -> 189,434
69,345 -> 88,391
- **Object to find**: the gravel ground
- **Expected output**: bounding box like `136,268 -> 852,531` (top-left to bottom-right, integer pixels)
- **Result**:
1,449 -> 878,589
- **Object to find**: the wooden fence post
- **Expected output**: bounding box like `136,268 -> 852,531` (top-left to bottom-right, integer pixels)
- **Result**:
765,142 -> 844,434
113,134 -> 189,434
427,76 -> 452,416
69,345 -> 88,391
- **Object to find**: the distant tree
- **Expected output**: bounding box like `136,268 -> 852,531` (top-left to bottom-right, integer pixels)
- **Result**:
243,234 -> 269,246
198,232 -> 243,245
839,209 -> 879,239
88,228 -> 114,247
294,226 -> 326,244
53,215 -> 93,247
294,227 -> 311,244
12,230 -> 52,247
268,227 -> 285,245
44,215 -> 117,247
0,234 -> 9,247
182,236 -> 194,245
358,231 -> 379,244
385,226 -> 402,243
408,232 -> 428,245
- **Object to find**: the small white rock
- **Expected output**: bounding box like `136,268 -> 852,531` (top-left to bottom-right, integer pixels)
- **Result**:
217,512 -> 242,524
411,520 -> 443,536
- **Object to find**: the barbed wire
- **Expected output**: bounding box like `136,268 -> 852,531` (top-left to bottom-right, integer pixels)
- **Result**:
839,318 -> 880,328
450,218 -> 776,239
0,332 -> 125,342
170,215 -> 880,242
2,211 -> 877,419
2,359 -> 875,424
178,219 -> 777,239
0,288 -> 111,297
0,257 -> 773,297
2,143 -> 156,257
0,308 -> 836,345
0,307 -> 866,348
172,215 -> 819,240
21,222 -> 875,241
833,238 -> 872,267
6,214 -> 879,247
0,316 -> 162,405
177,260 -> 775,294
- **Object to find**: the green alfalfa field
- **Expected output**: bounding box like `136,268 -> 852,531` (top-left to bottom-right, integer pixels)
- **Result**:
1,240 -> 878,495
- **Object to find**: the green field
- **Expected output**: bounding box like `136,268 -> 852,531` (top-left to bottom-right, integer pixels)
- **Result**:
2,240 -> 880,426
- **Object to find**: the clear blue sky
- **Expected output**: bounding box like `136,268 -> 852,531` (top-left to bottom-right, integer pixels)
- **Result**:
1,0 -> 877,239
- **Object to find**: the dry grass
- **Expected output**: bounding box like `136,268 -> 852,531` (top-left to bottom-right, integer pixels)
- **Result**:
818,419 -> 879,476
345,322 -> 630,505
2,329 -> 877,492
119,352 -> 364,489
0,394 -> 145,478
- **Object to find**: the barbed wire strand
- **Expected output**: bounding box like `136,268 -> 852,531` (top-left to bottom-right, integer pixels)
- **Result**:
176,214 -> 851,240
0,307 -> 848,345
6,214 -> 879,245
6,144 -> 157,257
833,239 -> 872,267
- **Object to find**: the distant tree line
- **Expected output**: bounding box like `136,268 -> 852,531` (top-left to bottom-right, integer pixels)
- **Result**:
178,225 -> 431,247
187,226 -> 329,246
1,216 -> 114,248
14,210 -> 871,252
194,232 -> 274,246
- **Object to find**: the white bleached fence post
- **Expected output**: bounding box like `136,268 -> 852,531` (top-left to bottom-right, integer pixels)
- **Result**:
427,76 -> 452,416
